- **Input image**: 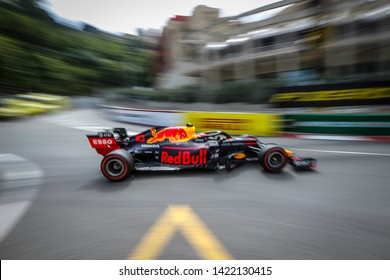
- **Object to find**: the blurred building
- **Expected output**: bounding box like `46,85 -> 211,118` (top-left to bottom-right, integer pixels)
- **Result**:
124,29 -> 161,63
155,0 -> 390,89
155,5 -> 225,88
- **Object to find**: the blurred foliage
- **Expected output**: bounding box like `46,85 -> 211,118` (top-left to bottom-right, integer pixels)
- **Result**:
0,1 -> 152,95
105,79 -> 283,105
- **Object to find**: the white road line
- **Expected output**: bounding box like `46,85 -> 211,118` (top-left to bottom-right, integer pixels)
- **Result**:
0,154 -> 44,187
1,170 -> 43,181
0,201 -> 32,243
294,148 -> 390,157
296,135 -> 369,141
0,154 -> 43,242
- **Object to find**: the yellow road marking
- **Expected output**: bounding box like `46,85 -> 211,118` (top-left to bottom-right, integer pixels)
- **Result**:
128,205 -> 233,260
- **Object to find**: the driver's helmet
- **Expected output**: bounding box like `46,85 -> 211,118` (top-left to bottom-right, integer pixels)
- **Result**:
184,122 -> 197,139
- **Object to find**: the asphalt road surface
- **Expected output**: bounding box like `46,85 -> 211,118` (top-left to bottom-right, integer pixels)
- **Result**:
0,109 -> 389,260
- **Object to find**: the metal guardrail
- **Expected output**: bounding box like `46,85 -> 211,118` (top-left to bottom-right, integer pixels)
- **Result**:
283,113 -> 390,136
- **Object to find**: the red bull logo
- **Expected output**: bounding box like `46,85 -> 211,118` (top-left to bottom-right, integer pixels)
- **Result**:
161,149 -> 207,165
147,127 -> 190,144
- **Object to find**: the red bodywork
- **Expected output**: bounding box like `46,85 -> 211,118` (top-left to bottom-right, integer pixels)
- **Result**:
87,136 -> 120,156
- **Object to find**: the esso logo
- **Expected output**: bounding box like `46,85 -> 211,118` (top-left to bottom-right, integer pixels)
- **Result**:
92,139 -> 113,145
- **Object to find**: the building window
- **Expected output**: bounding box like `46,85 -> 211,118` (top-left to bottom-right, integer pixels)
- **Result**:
356,20 -> 377,36
262,37 -> 275,49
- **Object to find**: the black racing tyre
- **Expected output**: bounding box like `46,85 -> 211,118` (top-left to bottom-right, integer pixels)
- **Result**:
101,150 -> 134,181
258,145 -> 287,173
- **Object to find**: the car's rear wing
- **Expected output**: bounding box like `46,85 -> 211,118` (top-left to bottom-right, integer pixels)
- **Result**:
87,130 -> 121,156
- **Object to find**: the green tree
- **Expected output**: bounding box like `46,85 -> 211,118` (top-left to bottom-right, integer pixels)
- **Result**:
18,0 -> 53,21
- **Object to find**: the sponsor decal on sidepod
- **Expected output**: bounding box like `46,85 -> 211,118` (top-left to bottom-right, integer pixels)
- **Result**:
161,150 -> 207,165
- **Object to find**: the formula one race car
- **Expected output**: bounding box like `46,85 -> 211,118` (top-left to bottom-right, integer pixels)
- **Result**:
87,124 -> 316,181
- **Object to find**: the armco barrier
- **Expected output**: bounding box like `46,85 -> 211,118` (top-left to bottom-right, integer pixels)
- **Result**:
185,111 -> 282,136
103,106 -> 390,139
103,106 -> 282,136
284,114 -> 390,136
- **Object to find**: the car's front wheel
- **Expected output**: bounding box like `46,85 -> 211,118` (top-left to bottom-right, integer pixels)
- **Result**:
258,145 -> 287,172
101,150 -> 134,181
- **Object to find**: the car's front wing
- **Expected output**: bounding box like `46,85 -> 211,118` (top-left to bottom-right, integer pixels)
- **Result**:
289,156 -> 317,170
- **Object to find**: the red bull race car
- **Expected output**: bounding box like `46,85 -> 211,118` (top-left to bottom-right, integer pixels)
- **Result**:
87,124 -> 316,181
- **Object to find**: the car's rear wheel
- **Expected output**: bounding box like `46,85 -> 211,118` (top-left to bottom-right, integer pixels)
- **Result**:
259,145 -> 287,172
101,150 -> 134,181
